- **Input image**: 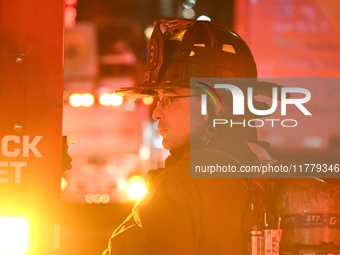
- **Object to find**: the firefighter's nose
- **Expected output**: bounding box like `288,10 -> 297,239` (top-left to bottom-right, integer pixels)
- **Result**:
152,101 -> 163,121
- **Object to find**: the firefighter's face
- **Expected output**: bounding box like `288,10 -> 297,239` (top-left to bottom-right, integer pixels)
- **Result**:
152,88 -> 208,150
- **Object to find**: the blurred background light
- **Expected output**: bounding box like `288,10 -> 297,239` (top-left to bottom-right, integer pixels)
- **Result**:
69,93 -> 95,107
304,136 -> 324,148
139,145 -> 150,161
144,25 -> 154,40
61,177 -> 68,191
142,97 -> 154,105
182,8 -> 195,19
111,93 -> 124,106
182,0 -> 196,9
99,93 -> 112,106
82,93 -> 95,107
65,6 -> 77,29
100,193 -> 111,203
69,93 -> 82,107
85,193 -> 111,204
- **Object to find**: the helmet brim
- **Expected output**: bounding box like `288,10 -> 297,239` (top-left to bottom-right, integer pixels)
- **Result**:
115,80 -> 284,99
115,82 -> 190,98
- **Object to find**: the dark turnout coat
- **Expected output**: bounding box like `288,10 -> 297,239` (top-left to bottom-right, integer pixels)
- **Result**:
103,131 -> 277,255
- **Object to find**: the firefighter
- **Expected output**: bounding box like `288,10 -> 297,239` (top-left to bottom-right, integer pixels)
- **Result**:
103,18 -> 280,255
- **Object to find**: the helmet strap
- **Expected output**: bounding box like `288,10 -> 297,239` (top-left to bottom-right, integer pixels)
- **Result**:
199,124 -> 217,146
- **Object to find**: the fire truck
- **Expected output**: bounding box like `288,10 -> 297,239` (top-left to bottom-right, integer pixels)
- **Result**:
0,1 -> 64,254
0,1 -> 154,254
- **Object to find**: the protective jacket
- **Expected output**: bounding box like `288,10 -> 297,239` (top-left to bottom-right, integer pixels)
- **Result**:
103,127 -> 278,255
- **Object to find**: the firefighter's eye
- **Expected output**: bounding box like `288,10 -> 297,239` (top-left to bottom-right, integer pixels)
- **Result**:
156,96 -> 172,108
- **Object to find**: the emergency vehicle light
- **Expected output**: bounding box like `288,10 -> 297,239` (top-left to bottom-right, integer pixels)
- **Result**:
127,176 -> 147,200
69,93 -> 95,107
99,93 -> 124,106
0,217 -> 29,255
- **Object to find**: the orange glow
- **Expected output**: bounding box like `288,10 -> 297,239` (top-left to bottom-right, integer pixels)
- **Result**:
65,6 -> 77,28
61,177 -> 68,191
65,0 -> 78,6
142,97 -> 154,105
0,217 -> 29,255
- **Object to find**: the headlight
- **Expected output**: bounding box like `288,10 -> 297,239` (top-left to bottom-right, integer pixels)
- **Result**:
0,217 -> 29,255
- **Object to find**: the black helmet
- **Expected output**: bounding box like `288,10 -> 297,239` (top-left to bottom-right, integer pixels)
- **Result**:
116,18 -> 258,97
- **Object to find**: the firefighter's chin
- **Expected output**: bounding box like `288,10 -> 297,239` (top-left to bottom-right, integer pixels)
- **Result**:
161,135 -> 190,151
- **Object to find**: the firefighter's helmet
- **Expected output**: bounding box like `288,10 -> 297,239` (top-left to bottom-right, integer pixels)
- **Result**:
116,18 -> 258,97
